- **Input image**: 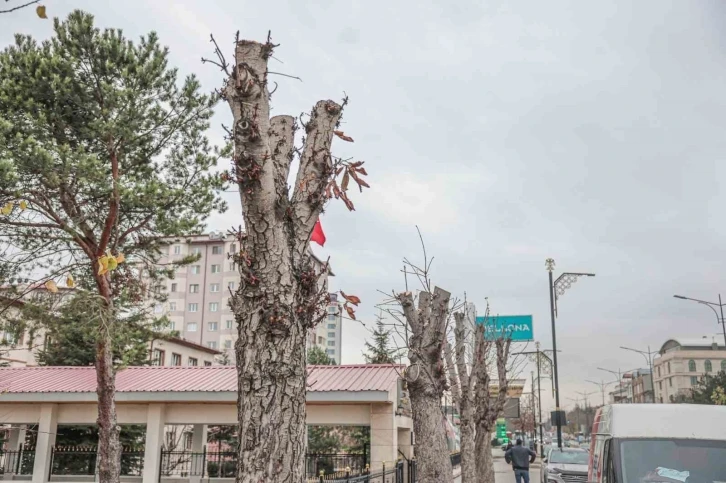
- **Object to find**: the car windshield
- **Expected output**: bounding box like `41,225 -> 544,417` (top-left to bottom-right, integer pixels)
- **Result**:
549,450 -> 589,464
619,439 -> 726,483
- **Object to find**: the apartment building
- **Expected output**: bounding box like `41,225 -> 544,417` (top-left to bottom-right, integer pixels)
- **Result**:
324,294 -> 343,363
0,298 -> 218,368
652,336 -> 726,403
161,233 -> 333,358
630,368 -> 654,403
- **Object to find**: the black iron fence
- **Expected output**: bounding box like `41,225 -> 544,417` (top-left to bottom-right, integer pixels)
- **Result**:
450,451 -> 461,469
49,446 -> 144,477
0,446 -> 35,475
159,449 -> 236,478
308,460 -> 405,483
306,453 -> 368,477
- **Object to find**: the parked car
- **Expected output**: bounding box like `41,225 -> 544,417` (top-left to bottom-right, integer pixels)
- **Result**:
541,447 -> 589,483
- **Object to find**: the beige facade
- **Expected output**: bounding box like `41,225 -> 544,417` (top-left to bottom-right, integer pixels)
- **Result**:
161,233 -> 336,358
652,337 -> 726,403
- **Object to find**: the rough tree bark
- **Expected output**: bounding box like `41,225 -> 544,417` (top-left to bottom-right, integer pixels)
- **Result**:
222,38 -> 364,482
473,337 -> 511,483
449,312 -> 488,483
398,288 -> 453,483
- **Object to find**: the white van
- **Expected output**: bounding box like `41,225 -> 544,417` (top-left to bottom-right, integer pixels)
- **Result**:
588,404 -> 726,483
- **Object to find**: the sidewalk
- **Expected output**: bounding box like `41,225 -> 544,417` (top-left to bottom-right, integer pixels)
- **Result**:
454,449 -> 541,483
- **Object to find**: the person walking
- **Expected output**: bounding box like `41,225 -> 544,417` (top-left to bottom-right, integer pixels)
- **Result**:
505,438 -> 537,483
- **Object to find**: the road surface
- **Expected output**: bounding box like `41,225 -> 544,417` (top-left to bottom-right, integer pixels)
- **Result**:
454,449 -> 541,483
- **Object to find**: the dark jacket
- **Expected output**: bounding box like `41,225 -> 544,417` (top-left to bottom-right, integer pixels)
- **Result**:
505,445 -> 537,471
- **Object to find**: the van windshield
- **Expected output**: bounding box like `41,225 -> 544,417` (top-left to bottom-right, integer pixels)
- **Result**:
549,450 -> 589,465
619,439 -> 726,483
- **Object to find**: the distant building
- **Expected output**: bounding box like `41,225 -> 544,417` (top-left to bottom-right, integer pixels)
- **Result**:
652,336 -> 726,403
325,294 -> 343,363
159,233 -> 332,358
630,368 -> 654,403
608,380 -> 632,404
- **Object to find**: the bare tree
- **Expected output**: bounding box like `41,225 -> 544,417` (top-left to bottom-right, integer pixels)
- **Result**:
473,335 -> 511,483
207,33 -> 368,482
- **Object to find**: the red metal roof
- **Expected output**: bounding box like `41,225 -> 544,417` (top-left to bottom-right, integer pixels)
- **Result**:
0,364 -> 403,394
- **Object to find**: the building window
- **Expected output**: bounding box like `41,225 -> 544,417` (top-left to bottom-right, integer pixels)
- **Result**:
705,360 -> 713,373
152,349 -> 165,366
226,320 -> 234,330
208,341 -> 217,349
318,336 -> 324,344
230,243 -> 237,253
209,322 -> 218,332
190,265 -> 201,275
228,281 -> 235,290
168,321 -> 176,331
211,264 -> 221,274
210,283 -> 220,293
326,349 -> 335,355
187,322 -> 198,332
192,247 -> 202,255
327,314 -> 337,321
170,283 -> 177,293
204,361 -> 212,367
668,378 -> 673,387
328,332 -> 335,338
188,303 -> 198,313
327,341 -> 335,346
224,339 -> 232,349
328,307 -> 337,314
171,353 -> 182,366
691,376 -> 698,386
667,362 -> 671,374
173,245 -> 181,255
189,284 -> 199,293
657,367 -> 661,377
210,302 -> 219,312
212,246 -> 223,255
658,381 -> 662,390
228,262 -> 237,272
188,357 -> 198,367
688,360 -> 696,372
169,302 -> 177,311
328,324 -> 336,329
154,304 -> 163,314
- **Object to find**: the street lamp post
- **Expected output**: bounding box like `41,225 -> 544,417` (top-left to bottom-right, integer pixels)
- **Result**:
586,379 -> 615,406
619,346 -> 658,403
673,294 -> 726,348
575,390 -> 596,436
546,258 -> 595,449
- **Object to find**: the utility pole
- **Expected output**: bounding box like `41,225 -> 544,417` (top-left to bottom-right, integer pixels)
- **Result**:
546,258 -> 595,449
513,342 -> 553,457
620,346 -> 658,403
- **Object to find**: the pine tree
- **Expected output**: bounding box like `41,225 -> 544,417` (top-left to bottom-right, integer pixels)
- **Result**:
363,315 -> 401,364
307,345 -> 335,365
0,11 -> 226,483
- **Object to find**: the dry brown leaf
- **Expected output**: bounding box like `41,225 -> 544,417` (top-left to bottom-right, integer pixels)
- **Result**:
333,130 -> 354,142
340,291 -> 361,306
115,253 -> 125,264
341,171 -> 350,191
36,5 -> 47,18
345,305 -> 356,320
356,167 -> 368,176
66,275 -> 75,288
44,280 -> 58,293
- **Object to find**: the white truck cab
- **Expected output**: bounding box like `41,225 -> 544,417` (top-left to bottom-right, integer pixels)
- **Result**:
588,404 -> 726,483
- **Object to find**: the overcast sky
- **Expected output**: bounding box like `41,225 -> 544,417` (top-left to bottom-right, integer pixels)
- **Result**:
3,0 -> 726,411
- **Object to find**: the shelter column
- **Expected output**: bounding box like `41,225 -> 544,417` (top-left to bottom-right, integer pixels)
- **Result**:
31,404 -> 57,483
370,404 -> 397,471
142,404 -> 166,483
190,424 -> 207,483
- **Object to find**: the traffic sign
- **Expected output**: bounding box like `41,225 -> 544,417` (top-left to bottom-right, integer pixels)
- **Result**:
476,315 -> 534,341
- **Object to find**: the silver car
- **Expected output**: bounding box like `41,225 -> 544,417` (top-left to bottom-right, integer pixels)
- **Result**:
541,447 -> 589,483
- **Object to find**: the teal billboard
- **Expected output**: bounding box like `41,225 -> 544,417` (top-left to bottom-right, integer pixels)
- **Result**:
475,315 -> 533,341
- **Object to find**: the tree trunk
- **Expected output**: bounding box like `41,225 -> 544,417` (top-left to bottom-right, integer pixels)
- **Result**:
474,430 -> 495,483
224,37 -> 347,482
234,295 -> 307,482
409,393 -> 452,483
96,336 -> 120,483
458,401 -> 476,483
